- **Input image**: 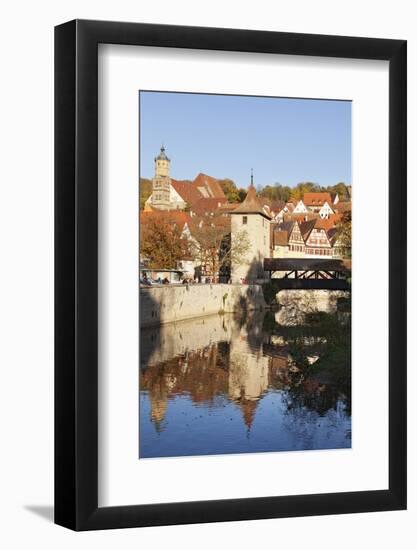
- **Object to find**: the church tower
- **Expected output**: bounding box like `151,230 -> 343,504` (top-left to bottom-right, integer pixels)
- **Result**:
230,170 -> 272,283
151,146 -> 171,209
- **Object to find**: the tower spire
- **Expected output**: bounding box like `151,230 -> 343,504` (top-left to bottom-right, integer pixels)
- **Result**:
250,168 -> 254,187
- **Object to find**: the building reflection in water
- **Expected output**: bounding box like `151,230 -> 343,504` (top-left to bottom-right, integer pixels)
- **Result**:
140,298 -> 351,458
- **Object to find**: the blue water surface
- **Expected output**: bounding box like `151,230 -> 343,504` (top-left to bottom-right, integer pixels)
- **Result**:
139,309 -> 351,458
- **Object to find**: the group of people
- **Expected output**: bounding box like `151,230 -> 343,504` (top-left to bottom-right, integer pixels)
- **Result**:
181,276 -> 212,285
140,272 -> 170,286
140,271 -> 217,287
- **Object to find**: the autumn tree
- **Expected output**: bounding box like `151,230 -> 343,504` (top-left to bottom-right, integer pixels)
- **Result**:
325,182 -> 350,201
140,215 -> 190,269
217,179 -> 248,203
190,213 -> 250,280
237,188 -> 247,202
139,178 -> 152,210
218,178 -> 240,202
259,183 -> 292,202
290,182 -> 321,202
335,211 -> 352,258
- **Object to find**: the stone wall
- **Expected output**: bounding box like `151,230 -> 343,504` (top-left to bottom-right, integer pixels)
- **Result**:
276,289 -> 350,326
231,214 -> 270,283
140,283 -> 265,327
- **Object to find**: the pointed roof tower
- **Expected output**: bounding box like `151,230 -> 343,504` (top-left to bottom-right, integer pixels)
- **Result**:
239,398 -> 259,431
231,169 -> 271,219
154,145 -> 170,162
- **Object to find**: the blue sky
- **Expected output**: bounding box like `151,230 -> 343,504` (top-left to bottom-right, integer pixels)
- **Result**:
139,91 -> 351,189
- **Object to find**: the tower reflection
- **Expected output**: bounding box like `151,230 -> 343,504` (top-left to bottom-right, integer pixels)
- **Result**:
140,304 -> 351,455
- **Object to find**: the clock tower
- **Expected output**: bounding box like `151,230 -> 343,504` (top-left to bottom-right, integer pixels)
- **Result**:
151,146 -> 171,209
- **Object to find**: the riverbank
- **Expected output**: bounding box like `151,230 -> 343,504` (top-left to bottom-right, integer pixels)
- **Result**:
276,289 -> 350,325
140,283 -> 266,327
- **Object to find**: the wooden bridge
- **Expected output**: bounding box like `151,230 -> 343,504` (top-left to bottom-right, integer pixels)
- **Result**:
264,258 -> 351,291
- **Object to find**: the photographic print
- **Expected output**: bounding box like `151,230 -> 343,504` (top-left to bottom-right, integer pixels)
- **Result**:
139,91 -> 352,459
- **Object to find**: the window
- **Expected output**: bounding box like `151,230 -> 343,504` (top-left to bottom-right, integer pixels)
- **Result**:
242,216 -> 247,225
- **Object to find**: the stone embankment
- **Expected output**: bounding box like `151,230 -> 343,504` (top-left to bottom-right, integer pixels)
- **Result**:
275,289 -> 350,326
140,283 -> 265,327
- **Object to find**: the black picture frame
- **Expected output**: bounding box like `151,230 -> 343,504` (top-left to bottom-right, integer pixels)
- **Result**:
55,19 -> 407,531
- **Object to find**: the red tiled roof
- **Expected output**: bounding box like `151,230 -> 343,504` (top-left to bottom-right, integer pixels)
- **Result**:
171,179 -> 202,206
192,173 -> 226,199
219,202 -> 239,212
285,214 -> 343,245
315,213 -> 342,231
303,192 -> 334,206
169,174 -> 226,206
190,197 -> 228,216
284,212 -> 318,223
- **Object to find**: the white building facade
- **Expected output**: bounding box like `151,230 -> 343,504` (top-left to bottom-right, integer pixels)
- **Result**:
230,180 -> 271,283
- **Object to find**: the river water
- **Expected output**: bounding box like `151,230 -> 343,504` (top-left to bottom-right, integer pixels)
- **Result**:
139,294 -> 351,458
